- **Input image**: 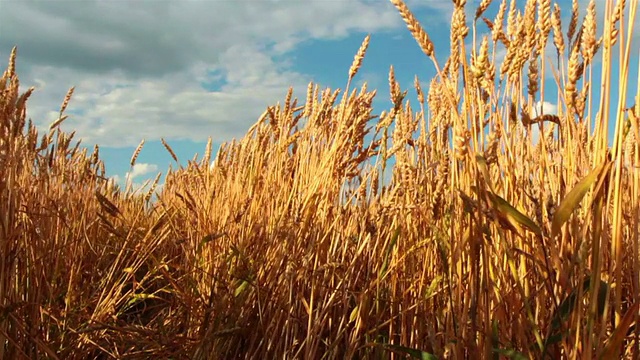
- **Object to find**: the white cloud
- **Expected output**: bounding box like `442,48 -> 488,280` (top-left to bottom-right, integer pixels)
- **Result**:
110,174 -> 121,186
127,163 -> 159,180
110,165 -> 164,195
529,100 -> 558,144
355,71 -> 384,92
532,101 -> 558,117
0,1 -> 412,148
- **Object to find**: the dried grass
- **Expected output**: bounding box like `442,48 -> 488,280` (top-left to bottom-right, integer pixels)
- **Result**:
1,0 -> 639,358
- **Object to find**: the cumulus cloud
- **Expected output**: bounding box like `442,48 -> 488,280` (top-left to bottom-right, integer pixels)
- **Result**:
529,101 -> 558,144
0,1 -> 422,148
109,163 -> 162,194
127,163 -> 159,180
109,174 -> 122,186
110,161 -> 156,181
532,101 -> 558,117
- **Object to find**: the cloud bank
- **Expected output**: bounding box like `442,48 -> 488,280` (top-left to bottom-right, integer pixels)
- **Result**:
0,1 -> 407,147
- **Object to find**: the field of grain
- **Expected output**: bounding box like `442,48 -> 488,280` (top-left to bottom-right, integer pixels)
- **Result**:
1,0 -> 639,359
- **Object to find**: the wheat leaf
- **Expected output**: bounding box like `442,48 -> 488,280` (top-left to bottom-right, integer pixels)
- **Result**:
487,191 -> 542,236
551,161 -> 609,238
599,302 -> 639,359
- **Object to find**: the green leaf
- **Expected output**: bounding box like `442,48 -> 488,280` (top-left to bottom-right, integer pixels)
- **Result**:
492,348 -> 528,360
491,320 -> 501,360
424,275 -> 442,300
599,302 -> 639,359
349,305 -> 359,323
197,232 -> 226,254
487,191 -> 542,236
379,227 -> 400,281
475,154 -> 495,192
234,280 -> 250,297
544,277 -> 609,350
380,343 -> 438,360
551,161 -> 609,238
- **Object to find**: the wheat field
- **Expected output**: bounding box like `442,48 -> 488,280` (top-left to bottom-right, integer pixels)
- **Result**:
1,0 -> 639,359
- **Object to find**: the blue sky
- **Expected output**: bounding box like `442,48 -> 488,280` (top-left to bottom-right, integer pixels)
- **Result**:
0,0 -> 637,191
